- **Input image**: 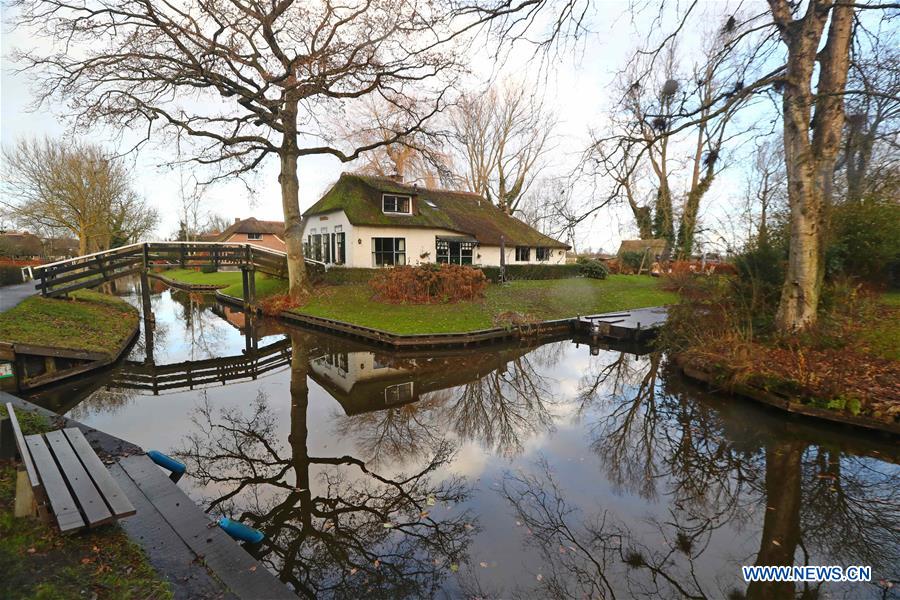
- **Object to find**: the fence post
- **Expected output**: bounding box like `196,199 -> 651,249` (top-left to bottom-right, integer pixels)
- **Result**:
241,268 -> 250,311
142,243 -> 149,272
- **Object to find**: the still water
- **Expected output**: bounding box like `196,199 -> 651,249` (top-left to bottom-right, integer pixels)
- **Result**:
28,280 -> 900,599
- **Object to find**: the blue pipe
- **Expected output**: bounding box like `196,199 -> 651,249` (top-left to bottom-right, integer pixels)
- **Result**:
218,517 -> 265,544
147,450 -> 187,475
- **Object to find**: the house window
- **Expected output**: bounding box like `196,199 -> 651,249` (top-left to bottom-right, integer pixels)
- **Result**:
382,194 -> 411,214
372,237 -> 406,266
321,234 -> 330,264
309,234 -> 322,261
515,247 -> 530,262
247,233 -> 262,240
333,231 -> 345,265
436,239 -> 475,265
385,382 -> 414,405
536,247 -> 551,261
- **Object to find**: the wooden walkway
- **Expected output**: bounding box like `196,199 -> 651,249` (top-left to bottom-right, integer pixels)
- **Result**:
2,392 -> 294,599
29,241 -> 292,298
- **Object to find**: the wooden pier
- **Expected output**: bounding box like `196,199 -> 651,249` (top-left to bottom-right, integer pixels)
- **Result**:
576,306 -> 668,342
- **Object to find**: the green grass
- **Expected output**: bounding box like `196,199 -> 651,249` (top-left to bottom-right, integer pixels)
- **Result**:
0,290 -> 138,356
860,291 -> 900,361
159,268 -> 243,287
292,275 -> 676,334
220,273 -> 289,298
0,405 -> 50,435
0,459 -> 171,599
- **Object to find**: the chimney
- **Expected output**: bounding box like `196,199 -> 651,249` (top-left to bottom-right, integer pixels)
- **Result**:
234,217 -> 240,224
388,172 -> 403,183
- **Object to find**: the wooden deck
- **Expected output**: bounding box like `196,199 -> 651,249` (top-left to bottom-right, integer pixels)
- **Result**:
2,392 -> 295,599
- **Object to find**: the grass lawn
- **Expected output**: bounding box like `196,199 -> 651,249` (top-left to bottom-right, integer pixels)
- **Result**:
0,406 -> 171,599
161,268 -> 290,298
0,290 -> 138,356
293,275 -> 676,334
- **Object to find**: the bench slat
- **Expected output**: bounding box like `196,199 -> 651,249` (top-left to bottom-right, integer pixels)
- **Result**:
63,428 -> 135,519
44,430 -> 113,527
5,403 -> 41,492
24,434 -> 85,533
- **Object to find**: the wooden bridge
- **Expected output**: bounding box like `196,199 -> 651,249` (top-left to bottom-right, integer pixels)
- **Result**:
29,241 -> 295,300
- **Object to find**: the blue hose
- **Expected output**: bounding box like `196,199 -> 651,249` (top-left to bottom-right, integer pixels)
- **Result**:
218,517 -> 265,544
147,450 -> 187,475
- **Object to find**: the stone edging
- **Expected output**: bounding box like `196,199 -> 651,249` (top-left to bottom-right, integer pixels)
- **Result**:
675,354 -> 900,437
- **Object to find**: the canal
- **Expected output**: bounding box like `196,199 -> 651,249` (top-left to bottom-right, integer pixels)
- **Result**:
26,279 -> 900,599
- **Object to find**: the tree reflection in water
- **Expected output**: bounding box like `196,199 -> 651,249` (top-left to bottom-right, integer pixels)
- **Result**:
175,334 -> 476,599
332,341 -> 563,465
496,351 -> 900,600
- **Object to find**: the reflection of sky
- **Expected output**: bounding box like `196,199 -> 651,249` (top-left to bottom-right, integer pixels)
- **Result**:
39,292 -> 900,598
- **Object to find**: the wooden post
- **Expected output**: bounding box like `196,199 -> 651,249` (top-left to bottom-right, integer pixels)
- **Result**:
142,243 -> 149,271
139,270 -> 155,365
39,272 -> 47,297
241,268 -> 250,311
14,468 -> 36,518
248,268 -> 256,306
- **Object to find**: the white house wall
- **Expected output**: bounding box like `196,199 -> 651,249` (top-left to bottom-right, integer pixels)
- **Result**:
302,209 -> 566,267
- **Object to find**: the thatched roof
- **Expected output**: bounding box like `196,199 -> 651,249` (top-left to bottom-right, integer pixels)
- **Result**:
616,239 -> 669,258
217,218 -> 284,240
304,173 -> 569,249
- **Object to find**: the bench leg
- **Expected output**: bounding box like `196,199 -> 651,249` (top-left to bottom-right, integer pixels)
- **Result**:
14,467 -> 36,518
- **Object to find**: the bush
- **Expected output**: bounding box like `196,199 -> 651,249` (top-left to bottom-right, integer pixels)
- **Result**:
480,263 -> 582,282
619,251 -> 646,273
826,197 -> 900,285
0,265 -> 24,286
575,257 -> 608,279
259,293 -> 301,316
200,264 -> 218,274
370,264 -> 487,304
321,267 -> 376,286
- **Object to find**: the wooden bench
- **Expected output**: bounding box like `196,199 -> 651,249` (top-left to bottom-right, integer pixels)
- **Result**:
5,402 -> 136,533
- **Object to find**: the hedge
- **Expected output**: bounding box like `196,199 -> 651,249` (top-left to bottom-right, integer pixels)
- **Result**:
0,265 -> 24,286
480,263 -> 583,282
320,267 -> 377,285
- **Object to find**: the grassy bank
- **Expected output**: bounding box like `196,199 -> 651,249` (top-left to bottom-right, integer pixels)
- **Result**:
0,406 -> 171,599
161,268 -> 289,297
292,276 -> 676,334
0,290 -> 138,356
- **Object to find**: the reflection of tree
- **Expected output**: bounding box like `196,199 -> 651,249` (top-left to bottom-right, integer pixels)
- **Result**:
169,290 -> 228,359
68,385 -> 138,419
332,342 -> 562,464
497,381 -> 900,600
176,334 -> 475,598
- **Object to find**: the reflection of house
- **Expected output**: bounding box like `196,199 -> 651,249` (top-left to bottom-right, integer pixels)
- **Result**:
216,218 -> 286,252
301,173 -> 569,268
308,335 -> 536,415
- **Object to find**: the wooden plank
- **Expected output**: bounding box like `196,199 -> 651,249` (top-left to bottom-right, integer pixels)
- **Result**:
44,430 -> 113,527
5,403 -> 40,492
63,428 -> 135,519
119,454 -> 295,599
24,434 -> 85,533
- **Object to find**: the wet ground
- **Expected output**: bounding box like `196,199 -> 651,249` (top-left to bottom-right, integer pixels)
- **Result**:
26,279 -> 900,599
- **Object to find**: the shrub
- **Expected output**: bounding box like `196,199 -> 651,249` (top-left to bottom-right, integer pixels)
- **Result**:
200,264 -> 218,274
321,267 -> 376,286
0,265 -> 24,286
259,293 -> 301,316
480,263 -> 582,282
370,264 -> 487,303
576,257 -> 609,279
619,251 -> 645,273
826,197 -> 900,285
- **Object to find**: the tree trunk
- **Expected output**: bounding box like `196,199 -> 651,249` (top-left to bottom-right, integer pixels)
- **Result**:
746,441 -> 804,600
773,1 -> 853,332
279,99 -> 309,300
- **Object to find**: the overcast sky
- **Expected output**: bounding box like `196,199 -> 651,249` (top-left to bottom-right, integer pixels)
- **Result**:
1,1 -> 759,254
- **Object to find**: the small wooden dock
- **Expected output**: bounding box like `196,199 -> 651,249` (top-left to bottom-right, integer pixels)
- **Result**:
576,306 -> 668,342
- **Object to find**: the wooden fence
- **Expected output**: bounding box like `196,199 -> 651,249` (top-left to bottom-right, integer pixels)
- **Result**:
29,242 -> 292,298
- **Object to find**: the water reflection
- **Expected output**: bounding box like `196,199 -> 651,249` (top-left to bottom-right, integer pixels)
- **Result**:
175,334 -> 475,598
23,282 -> 900,599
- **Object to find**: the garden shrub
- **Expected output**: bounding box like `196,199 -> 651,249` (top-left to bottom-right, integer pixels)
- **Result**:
259,293 -> 301,316
825,197 -> 900,285
321,267 -> 376,286
370,264 -> 487,303
480,263 -> 582,282
200,264 -> 218,274
619,251 -> 645,273
0,265 -> 24,286
575,257 -> 609,279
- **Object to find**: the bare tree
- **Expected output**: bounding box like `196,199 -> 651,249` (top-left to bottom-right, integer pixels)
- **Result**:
450,80 -> 555,214
340,95 -> 455,187
12,0 -> 468,299
1,137 -> 158,254
744,137 -> 787,249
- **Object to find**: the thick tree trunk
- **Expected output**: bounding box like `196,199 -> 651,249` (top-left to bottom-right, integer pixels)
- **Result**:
773,1 -> 853,332
279,99 -> 308,300
746,441 -> 804,600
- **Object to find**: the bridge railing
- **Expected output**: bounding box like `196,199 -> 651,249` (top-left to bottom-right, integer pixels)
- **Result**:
31,241 -> 294,298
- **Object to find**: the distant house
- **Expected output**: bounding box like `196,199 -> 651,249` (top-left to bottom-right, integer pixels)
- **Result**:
301,173 -> 569,268
216,218 -> 286,252
616,239 -> 670,261
42,237 -> 80,259
0,231 -> 43,259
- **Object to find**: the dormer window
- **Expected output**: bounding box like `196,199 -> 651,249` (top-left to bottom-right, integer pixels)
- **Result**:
383,194 -> 411,214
